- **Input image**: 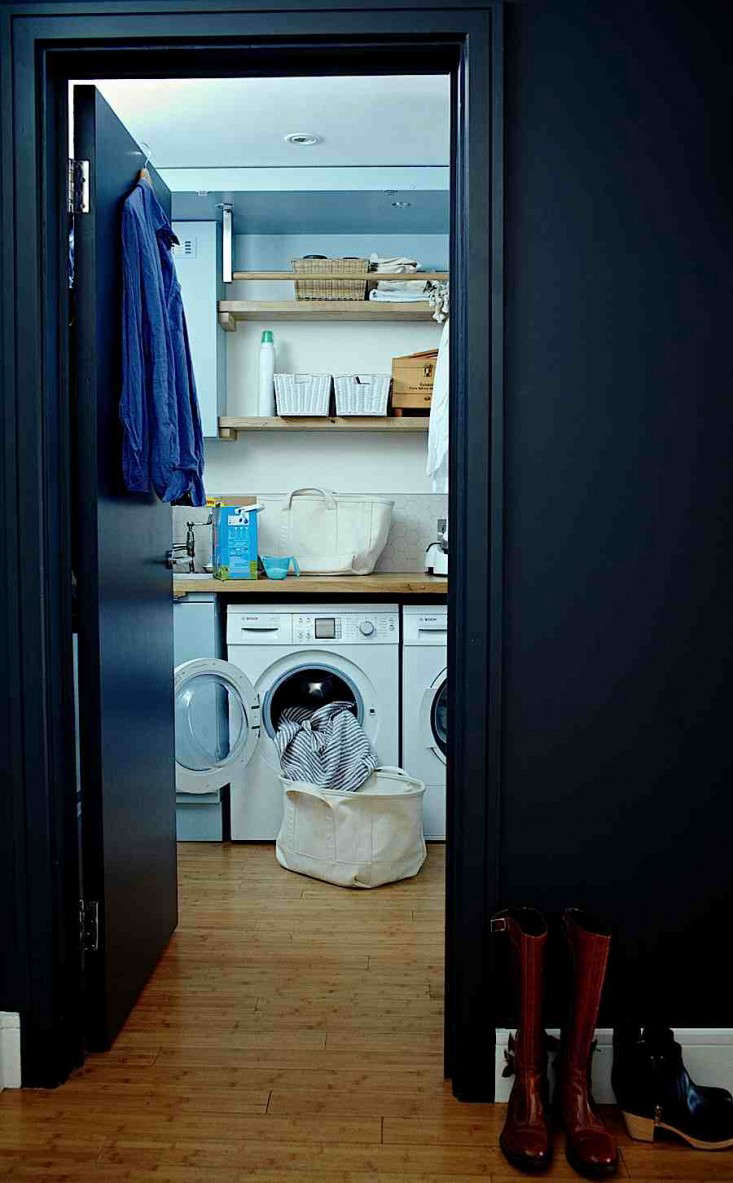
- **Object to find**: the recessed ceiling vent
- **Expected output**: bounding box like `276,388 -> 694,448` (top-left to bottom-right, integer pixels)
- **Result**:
283,132 -> 322,146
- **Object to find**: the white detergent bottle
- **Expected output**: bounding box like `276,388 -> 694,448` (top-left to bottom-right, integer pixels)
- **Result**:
257,329 -> 276,416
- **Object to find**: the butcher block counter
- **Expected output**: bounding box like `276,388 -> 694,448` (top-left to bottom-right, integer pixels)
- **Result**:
173,573 -> 447,598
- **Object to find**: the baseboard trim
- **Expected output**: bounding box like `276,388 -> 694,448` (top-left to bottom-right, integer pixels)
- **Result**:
0,1013 -> 21,1089
495,1028 -> 733,1103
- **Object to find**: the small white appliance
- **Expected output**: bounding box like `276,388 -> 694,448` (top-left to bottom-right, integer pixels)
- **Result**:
401,604 -> 447,839
174,603 -> 399,840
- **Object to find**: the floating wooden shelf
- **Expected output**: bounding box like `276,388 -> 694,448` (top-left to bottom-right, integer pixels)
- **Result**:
231,270 -> 449,282
218,300 -> 437,329
173,573 -> 447,598
217,415 -> 429,439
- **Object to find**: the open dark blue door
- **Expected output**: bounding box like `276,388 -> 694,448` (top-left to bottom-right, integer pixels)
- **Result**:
73,86 -> 177,1050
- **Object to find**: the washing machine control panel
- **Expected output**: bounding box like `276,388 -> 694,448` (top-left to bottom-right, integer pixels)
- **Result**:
293,613 -> 397,644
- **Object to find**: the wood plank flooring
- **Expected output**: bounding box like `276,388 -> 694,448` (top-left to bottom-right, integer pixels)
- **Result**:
0,842 -> 728,1180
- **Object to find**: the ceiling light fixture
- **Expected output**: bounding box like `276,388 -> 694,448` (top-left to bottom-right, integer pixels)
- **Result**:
283,132 -> 322,146
391,200 -> 412,208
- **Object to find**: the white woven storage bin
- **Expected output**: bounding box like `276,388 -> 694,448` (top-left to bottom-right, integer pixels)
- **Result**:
333,374 -> 391,416
274,373 -> 331,416
276,767 -> 427,888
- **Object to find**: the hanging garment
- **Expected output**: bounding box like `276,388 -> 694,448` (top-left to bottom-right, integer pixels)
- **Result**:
275,701 -> 378,793
426,318 -> 450,494
120,178 -> 205,505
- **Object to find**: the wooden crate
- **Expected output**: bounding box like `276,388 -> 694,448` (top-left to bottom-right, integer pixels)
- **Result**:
391,349 -> 439,414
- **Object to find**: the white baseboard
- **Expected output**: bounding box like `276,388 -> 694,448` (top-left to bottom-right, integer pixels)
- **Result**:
495,1028 -> 733,1104
0,1013 -> 21,1089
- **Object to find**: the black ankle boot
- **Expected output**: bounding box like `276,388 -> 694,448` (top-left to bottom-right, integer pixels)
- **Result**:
612,1025 -> 733,1150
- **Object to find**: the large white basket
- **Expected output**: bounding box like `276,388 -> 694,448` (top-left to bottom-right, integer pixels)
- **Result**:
276,767 -> 427,888
274,373 -> 331,416
334,374 -> 391,416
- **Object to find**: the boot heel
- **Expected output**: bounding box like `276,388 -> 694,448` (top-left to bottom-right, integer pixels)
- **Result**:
622,1111 -> 655,1142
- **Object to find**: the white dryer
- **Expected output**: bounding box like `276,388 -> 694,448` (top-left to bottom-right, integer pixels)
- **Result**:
174,603 -> 399,840
401,605 -> 447,839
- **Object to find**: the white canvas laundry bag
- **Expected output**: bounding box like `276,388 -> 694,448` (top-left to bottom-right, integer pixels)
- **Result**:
275,767 -> 427,888
279,487 -> 394,575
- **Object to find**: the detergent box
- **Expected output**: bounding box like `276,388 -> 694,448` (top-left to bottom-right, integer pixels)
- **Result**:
209,496 -> 263,580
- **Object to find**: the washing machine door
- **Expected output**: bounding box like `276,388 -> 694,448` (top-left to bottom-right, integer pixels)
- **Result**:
175,658 -> 260,793
261,657 -> 368,739
422,670 -> 447,763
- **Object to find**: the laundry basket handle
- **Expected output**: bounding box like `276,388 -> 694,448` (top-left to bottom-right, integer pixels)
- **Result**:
284,487 -> 337,511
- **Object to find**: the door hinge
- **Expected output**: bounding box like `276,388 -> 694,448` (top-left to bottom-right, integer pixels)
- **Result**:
68,159 -> 90,214
79,898 -> 99,952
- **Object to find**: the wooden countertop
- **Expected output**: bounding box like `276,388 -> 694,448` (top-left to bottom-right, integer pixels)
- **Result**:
173,573 -> 447,598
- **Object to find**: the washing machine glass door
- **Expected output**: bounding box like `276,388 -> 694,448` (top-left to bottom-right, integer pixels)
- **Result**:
430,678 -> 447,758
262,661 -> 365,738
175,658 -> 260,793
421,670 -> 447,763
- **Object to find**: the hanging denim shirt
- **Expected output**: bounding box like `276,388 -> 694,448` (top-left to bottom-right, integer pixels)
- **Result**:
120,178 -> 205,505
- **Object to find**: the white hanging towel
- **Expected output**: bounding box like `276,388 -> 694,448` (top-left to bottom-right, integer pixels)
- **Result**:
426,319 -> 450,494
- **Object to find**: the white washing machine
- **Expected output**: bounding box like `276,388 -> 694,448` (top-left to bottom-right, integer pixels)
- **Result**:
402,604 -> 447,839
174,602 -> 399,840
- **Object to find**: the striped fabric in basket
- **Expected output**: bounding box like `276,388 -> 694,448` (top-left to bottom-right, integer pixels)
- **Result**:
275,701 -> 378,793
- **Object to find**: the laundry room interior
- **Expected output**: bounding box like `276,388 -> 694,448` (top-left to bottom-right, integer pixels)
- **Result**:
66,70 -> 452,1068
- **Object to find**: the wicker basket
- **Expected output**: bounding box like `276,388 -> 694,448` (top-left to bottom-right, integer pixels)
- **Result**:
334,374 -> 391,416
292,257 -> 369,301
274,373 -> 332,416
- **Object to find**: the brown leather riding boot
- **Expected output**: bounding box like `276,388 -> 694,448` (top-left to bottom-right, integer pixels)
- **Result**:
492,908 -> 551,1173
556,909 -> 619,1179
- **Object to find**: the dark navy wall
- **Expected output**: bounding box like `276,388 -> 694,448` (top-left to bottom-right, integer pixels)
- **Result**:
501,0 -> 733,1024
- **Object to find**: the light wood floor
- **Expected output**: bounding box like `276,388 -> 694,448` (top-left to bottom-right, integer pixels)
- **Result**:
0,843 -> 728,1181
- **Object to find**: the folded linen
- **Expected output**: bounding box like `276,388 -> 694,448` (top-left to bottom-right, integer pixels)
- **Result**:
374,279 -> 424,293
369,286 -> 428,302
369,253 -> 420,273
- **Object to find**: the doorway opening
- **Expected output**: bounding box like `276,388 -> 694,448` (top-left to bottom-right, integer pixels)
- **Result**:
68,69 -> 454,1095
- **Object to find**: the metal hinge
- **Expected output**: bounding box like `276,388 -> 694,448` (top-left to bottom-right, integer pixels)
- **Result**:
79,899 -> 99,952
68,159 -> 90,214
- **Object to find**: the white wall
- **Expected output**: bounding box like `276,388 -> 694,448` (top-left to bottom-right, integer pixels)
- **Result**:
204,233 -> 447,498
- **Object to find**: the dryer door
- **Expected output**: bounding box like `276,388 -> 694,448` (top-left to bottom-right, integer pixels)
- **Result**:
175,658 -> 260,793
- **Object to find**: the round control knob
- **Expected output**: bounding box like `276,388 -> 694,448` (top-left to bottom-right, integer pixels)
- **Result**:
359,620 -> 376,636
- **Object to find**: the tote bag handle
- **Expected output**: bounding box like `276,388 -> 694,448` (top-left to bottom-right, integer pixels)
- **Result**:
283,487 -> 338,512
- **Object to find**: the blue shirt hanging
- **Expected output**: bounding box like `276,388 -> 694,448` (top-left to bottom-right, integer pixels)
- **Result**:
120,178 -> 205,506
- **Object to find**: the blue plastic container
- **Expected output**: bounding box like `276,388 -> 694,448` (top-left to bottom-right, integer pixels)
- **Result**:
261,555 -> 300,580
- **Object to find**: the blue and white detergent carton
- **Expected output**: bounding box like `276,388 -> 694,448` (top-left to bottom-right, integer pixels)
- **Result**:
210,497 -> 264,580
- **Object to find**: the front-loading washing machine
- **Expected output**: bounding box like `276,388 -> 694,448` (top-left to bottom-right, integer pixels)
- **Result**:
401,604 -> 447,839
174,602 -> 399,839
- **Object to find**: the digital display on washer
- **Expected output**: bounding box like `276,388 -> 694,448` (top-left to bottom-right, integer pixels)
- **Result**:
315,618 -> 336,639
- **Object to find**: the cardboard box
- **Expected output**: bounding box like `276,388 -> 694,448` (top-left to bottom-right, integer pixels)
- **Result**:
210,497 -> 262,580
391,349 -> 439,411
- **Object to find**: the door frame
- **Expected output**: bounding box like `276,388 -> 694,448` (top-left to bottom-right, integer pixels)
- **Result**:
0,0 -> 503,1098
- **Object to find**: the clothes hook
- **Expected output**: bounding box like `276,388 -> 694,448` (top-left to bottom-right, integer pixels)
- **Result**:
138,141 -> 152,183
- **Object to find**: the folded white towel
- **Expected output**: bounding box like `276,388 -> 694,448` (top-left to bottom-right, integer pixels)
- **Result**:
369,253 -> 420,274
369,286 -> 428,303
375,279 -> 423,292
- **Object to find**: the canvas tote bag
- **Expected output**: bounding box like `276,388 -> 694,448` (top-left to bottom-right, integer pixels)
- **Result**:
275,767 -> 427,888
279,487 -> 394,575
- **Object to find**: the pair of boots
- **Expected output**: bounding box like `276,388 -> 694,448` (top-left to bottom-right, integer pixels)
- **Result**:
492,907 -> 618,1179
